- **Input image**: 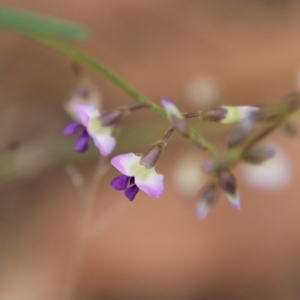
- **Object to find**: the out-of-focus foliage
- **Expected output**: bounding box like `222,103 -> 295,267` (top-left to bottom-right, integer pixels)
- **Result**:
0,7 -> 89,40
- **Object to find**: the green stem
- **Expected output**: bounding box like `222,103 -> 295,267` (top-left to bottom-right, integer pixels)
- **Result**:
26,34 -> 219,158
225,120 -> 283,166
29,34 -> 165,115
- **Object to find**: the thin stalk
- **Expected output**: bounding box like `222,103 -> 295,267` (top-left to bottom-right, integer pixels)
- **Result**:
25,34 -> 219,159
128,103 -> 149,112
63,158 -> 110,300
162,127 -> 175,143
226,120 -> 283,166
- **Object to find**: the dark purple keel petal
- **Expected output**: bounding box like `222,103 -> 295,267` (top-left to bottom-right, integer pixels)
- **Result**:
125,184 -> 139,201
74,132 -> 89,153
111,175 -> 130,190
130,176 -> 135,185
63,122 -> 84,136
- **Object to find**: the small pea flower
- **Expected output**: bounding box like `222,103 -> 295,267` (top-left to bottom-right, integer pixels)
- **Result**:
111,143 -> 164,201
161,99 -> 190,137
64,103 -> 116,156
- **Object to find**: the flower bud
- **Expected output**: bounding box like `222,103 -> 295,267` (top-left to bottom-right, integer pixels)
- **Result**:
100,107 -> 129,126
201,160 -> 217,173
202,107 -> 227,122
195,183 -> 218,220
140,142 -> 165,169
217,169 -> 240,209
203,106 -> 259,124
227,117 -> 255,148
243,144 -> 276,164
161,99 -> 190,137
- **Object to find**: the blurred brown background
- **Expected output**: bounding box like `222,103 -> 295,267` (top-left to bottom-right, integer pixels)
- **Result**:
1,0 -> 300,299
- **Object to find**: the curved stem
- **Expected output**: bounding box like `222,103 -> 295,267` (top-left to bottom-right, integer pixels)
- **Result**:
225,120 -> 283,167
25,34 -> 219,159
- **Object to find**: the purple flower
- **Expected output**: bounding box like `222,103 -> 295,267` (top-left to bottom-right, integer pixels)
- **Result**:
111,153 -> 164,201
63,104 -> 116,156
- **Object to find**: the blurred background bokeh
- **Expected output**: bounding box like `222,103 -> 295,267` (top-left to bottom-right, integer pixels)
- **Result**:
1,0 -> 300,299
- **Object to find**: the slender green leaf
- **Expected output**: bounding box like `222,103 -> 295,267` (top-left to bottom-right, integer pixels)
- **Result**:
0,7 -> 89,40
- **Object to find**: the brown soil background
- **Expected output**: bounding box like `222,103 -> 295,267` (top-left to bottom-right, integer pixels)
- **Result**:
1,1 -> 300,299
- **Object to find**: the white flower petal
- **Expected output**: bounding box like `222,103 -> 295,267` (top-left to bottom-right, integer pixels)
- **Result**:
241,146 -> 292,191
75,103 -> 100,126
111,153 -> 141,177
135,169 -> 164,198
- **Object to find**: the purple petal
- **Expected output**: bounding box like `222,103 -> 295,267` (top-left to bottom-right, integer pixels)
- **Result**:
74,132 -> 89,153
63,122 -> 83,136
111,175 -> 130,190
125,184 -> 139,201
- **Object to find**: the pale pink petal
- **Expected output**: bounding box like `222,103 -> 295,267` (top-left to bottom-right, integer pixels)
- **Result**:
75,103 -> 100,126
135,170 -> 164,198
92,134 -> 116,156
111,153 -> 141,176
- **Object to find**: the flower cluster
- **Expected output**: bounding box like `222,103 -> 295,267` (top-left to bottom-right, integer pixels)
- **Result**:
64,82 -> 294,219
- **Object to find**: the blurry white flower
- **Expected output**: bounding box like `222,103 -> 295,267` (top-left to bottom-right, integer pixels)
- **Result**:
173,155 -> 204,197
240,146 -> 292,191
185,77 -> 220,109
64,80 -> 102,121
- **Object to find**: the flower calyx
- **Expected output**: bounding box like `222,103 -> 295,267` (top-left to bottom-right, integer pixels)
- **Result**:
100,107 -> 130,126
